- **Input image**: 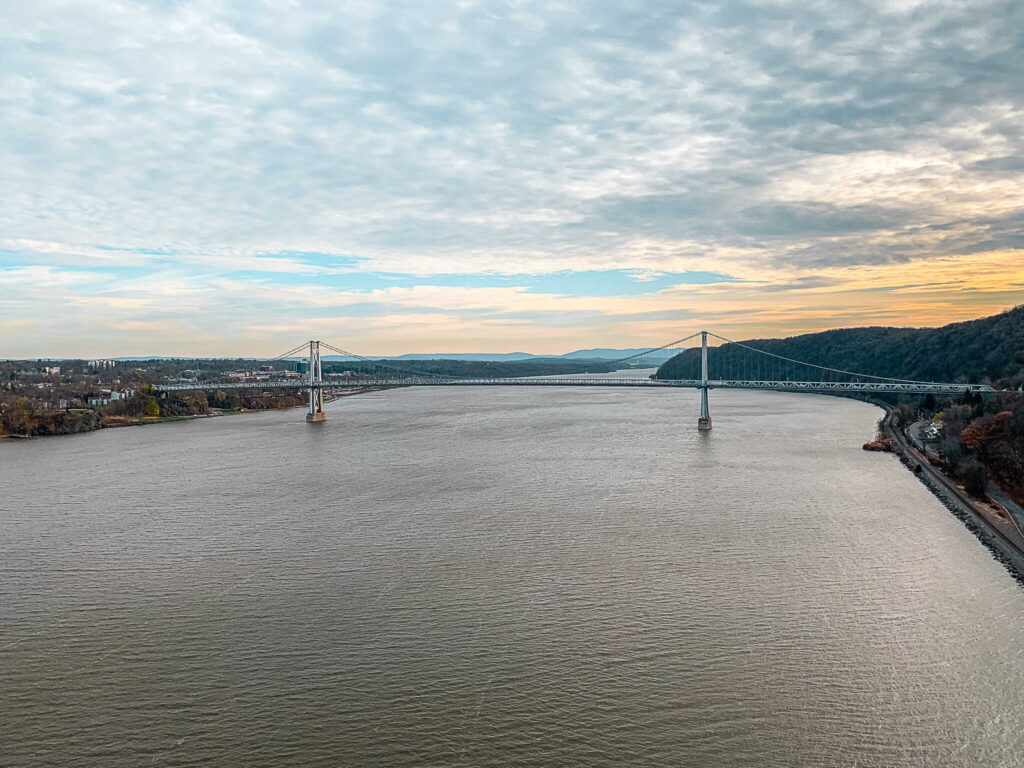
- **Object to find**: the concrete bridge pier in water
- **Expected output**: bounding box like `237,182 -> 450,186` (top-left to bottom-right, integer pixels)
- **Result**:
306,340 -> 326,423
698,330 -> 712,431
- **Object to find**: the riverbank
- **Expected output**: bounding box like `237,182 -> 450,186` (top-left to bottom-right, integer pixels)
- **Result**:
0,386 -> 383,439
877,405 -> 1024,583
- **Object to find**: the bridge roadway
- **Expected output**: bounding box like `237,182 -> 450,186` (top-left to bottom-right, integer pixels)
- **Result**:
155,377 -> 995,395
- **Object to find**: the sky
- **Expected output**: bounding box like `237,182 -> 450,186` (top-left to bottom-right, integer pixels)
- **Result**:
2,0 -> 1023,358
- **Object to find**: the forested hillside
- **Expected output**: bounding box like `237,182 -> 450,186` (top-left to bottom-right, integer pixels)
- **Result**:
656,306 -> 1024,387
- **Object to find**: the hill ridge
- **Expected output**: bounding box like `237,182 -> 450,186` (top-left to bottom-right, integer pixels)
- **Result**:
656,306 -> 1024,386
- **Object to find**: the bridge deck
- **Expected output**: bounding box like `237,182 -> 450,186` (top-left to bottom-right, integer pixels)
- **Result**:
154,378 -> 993,395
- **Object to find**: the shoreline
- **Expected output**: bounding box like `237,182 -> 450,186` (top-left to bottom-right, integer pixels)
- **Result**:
0,386 -> 384,440
877,403 -> 1024,584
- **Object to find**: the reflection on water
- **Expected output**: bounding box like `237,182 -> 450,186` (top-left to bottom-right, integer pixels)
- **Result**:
2,387 -> 1023,767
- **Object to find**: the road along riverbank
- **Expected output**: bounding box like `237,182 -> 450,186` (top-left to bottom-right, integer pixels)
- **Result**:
879,405 -> 1024,583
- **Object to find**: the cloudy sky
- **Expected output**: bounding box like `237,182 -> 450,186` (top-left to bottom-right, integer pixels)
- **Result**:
2,0 -> 1023,357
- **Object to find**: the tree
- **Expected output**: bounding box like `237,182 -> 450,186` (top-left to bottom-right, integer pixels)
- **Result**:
939,436 -> 963,466
158,390 -> 208,417
941,405 -> 972,440
957,456 -> 988,497
0,396 -> 34,435
896,403 -> 916,427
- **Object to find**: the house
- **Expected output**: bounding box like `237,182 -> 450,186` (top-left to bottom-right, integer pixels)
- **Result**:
88,390 -> 113,406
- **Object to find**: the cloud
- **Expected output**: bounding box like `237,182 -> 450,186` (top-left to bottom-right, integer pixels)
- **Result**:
0,265 -> 102,287
1,1 -> 1023,355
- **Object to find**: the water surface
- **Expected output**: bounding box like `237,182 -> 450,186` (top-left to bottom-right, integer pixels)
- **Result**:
2,388 -> 1023,766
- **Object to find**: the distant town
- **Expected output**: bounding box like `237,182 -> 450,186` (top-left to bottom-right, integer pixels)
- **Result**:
0,357 -> 319,436
0,354 -> 623,437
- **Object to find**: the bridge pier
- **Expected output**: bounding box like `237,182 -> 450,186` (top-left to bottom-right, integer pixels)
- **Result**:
306,340 -> 326,423
697,331 -> 712,430
698,387 -> 712,431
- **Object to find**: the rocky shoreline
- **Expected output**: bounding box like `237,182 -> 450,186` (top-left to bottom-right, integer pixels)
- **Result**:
874,406 -> 1024,584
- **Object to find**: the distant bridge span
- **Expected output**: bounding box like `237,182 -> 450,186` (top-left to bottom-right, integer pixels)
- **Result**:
151,334 -> 995,429
156,377 -> 992,395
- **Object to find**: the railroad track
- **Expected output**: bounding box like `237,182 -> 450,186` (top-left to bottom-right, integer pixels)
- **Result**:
883,410 -> 1024,564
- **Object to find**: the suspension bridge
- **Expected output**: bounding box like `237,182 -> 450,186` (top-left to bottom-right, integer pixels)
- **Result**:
154,332 -> 994,429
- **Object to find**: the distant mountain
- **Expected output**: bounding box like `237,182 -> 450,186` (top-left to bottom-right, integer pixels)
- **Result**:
382,352 -> 536,361
655,306 -> 1024,386
560,348 -> 653,360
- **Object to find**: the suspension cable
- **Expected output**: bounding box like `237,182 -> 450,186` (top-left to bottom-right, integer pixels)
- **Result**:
707,332 -> 934,383
318,342 -> 477,380
320,334 -> 704,381
600,332 -> 703,367
269,331 -> 919,385
267,342 -> 310,362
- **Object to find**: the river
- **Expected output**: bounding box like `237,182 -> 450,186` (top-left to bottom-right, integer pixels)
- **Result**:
2,387 -> 1023,766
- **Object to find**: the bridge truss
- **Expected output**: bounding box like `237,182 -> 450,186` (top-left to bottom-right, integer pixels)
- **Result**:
156,378 -> 991,395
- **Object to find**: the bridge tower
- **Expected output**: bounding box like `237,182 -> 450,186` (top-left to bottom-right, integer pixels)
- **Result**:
698,331 -> 712,431
306,340 -> 326,423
